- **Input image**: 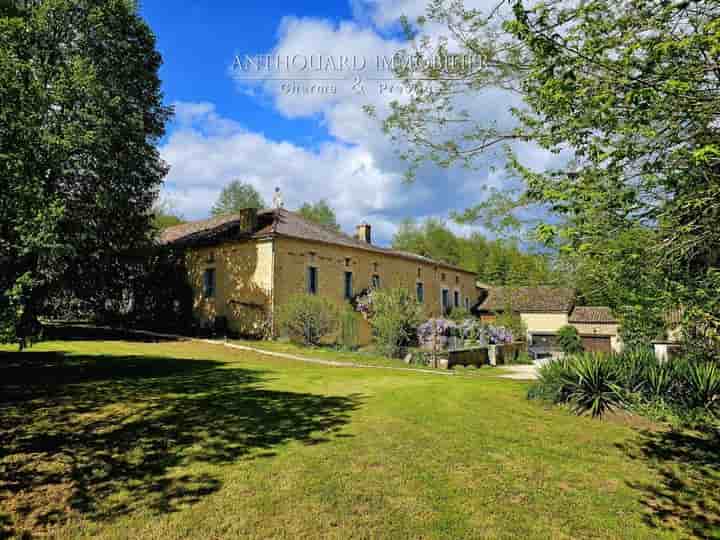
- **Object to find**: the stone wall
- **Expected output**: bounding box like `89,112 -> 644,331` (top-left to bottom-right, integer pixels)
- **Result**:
185,235 -> 479,345
272,236 -> 478,345
186,239 -> 274,336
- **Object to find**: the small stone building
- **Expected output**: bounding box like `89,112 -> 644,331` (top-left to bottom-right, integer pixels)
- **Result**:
160,208 -> 479,344
475,286 -> 622,353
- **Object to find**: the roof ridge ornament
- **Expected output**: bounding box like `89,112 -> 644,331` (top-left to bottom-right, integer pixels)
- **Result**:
272,187 -> 284,209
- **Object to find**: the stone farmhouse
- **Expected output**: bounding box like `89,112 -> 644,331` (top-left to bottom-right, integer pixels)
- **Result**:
160,208 -> 479,344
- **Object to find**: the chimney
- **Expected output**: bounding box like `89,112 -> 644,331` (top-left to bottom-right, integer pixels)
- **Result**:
356,222 -> 372,244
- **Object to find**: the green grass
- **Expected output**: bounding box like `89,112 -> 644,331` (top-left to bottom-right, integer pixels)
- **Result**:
229,338 -> 424,369
1,336 -> 719,539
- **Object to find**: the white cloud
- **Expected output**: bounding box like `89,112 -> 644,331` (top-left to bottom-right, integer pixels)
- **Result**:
159,101 -> 436,244
162,1 -> 564,245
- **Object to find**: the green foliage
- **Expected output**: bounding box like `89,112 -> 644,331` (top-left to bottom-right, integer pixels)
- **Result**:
528,358 -> 573,404
297,200 -> 340,231
646,363 -> 675,400
1,0 -> 170,347
278,294 -> 339,346
530,354 -> 623,417
686,363 -> 720,412
339,307 -> 359,351
367,288 -> 423,358
494,311 -> 527,342
531,348 -> 720,423
557,325 -> 583,355
392,218 -> 557,286
564,354 -> 624,418
448,306 -> 471,322
152,198 -> 185,230
379,0 -> 720,359
211,180 -> 265,216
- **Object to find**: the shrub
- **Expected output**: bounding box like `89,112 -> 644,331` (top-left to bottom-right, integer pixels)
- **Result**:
613,347 -> 656,393
530,346 -> 720,424
278,294 -> 339,346
339,306 -> 359,350
527,358 -> 573,403
448,306 -> 471,322
645,362 -> 675,398
686,362 -> 720,411
557,325 -> 583,355
529,353 -> 623,417
564,353 -> 624,417
368,288 -> 423,358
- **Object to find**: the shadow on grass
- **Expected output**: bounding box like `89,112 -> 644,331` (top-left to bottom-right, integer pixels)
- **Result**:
618,428 -> 720,538
0,349 -> 361,538
42,323 -> 182,343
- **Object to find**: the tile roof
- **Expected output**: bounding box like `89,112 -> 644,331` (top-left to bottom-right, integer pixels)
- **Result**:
477,286 -> 576,313
159,213 -> 250,244
159,208 -> 474,274
569,306 -> 618,324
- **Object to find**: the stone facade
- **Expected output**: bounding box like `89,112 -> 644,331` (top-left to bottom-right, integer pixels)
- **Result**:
186,235 -> 478,344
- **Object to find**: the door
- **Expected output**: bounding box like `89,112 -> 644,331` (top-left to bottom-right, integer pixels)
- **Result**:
581,336 -> 612,354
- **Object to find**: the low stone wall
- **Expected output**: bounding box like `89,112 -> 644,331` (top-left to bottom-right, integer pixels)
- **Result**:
447,348 -> 489,368
489,342 -> 528,366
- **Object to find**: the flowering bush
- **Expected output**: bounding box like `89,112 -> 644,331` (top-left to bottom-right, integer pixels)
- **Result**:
351,289 -> 374,317
417,318 -> 513,349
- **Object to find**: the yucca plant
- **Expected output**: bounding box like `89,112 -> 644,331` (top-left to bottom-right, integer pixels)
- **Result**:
646,362 -> 674,399
614,348 -> 656,393
564,353 -> 624,418
686,362 -> 720,411
527,358 -> 574,403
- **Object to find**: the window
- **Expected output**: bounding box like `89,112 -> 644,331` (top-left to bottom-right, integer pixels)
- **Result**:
455,275 -> 460,285
372,274 -> 381,289
441,288 -> 450,314
417,268 -> 422,278
203,268 -> 216,298
441,272 -> 446,282
454,290 -> 460,308
344,271 -> 353,300
345,257 -> 351,268
416,282 -> 424,303
307,266 -> 318,294
465,297 -> 470,310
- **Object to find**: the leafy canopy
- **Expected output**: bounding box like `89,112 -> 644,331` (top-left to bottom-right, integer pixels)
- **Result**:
211,180 -> 266,216
380,0 -> 720,352
392,217 -> 557,286
0,0 -> 171,346
298,200 -> 341,231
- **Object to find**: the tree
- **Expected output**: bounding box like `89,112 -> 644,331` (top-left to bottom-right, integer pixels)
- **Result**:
211,180 -> 265,216
558,325 -> 583,355
152,198 -> 185,230
1,0 -> 171,347
391,217 -> 556,285
298,200 -> 341,231
379,0 -> 720,353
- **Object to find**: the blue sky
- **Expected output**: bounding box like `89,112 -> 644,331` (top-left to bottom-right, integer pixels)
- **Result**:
140,0 -> 554,245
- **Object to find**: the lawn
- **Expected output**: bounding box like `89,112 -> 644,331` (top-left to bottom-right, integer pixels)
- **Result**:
228,338 -> 420,369
1,336 -> 719,539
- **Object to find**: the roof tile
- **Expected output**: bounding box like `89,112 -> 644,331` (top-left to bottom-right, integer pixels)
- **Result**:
478,286 -> 576,313
569,306 -> 618,324
159,208 -> 474,274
